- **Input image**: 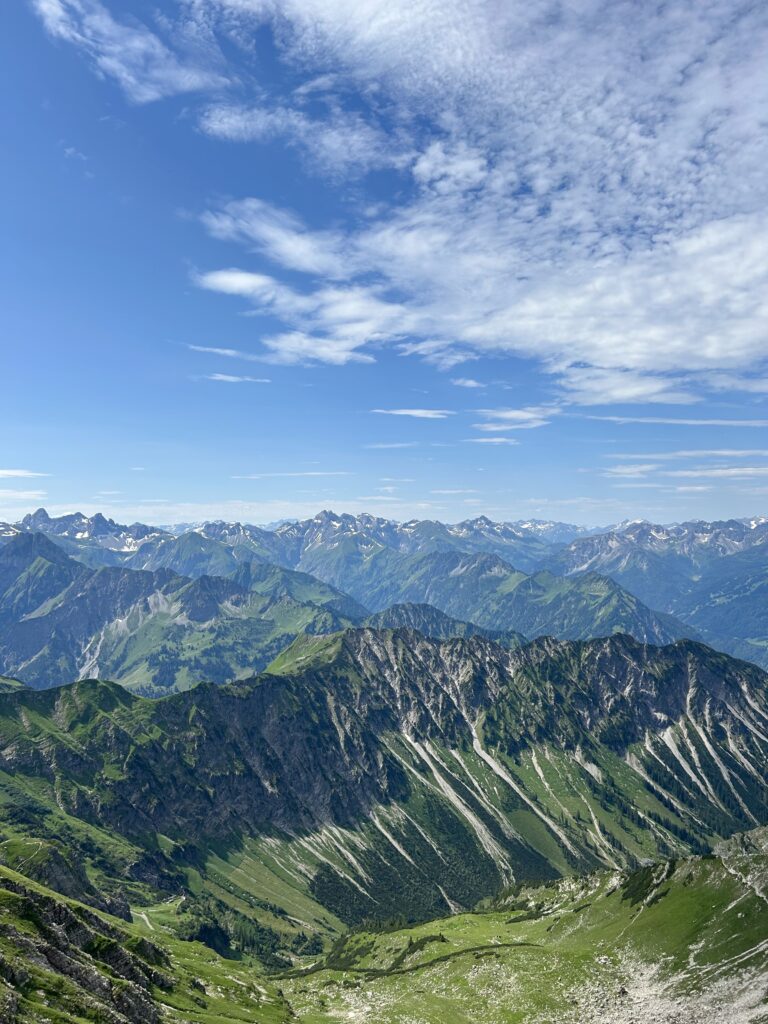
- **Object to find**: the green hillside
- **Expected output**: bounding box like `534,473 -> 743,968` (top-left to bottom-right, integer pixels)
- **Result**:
0,832 -> 766,1023
0,534 -> 366,693
2,630 -> 768,934
284,829 -> 768,1023
301,548 -> 691,645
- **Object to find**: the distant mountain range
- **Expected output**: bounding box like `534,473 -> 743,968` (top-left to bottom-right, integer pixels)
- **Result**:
0,516 -> 692,691
2,507 -> 767,682
542,517 -> 768,667
0,533 -> 365,694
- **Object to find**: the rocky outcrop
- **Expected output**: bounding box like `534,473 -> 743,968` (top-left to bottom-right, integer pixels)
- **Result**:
0,871 -> 170,1024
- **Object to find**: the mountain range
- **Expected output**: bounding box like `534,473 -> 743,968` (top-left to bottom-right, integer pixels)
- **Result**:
0,520 -> 691,692
0,509 -> 767,1018
2,508 -> 767,692
3,629 -> 767,925
0,625 -> 767,1019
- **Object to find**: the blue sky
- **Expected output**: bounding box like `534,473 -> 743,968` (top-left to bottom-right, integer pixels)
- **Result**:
2,0 -> 767,527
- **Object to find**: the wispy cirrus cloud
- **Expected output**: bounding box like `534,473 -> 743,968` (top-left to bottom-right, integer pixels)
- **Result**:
205,373 -> 271,383
0,489 -> 47,500
462,437 -> 519,445
606,450 -> 768,460
0,469 -> 49,478
199,104 -> 408,177
33,0 -> 768,412
32,0 -> 227,102
372,408 -> 453,419
188,344 -> 261,361
586,416 -> 768,428
473,406 -> 555,431
187,0 -> 768,399
664,466 -> 768,479
232,471 -> 351,479
604,463 -> 662,478
604,460 -> 768,482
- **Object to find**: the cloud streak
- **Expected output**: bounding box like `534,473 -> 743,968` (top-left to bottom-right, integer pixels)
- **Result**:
587,416 -> 768,427
232,471 -> 351,479
372,408 -> 453,419
0,469 -> 49,478
205,373 -> 271,383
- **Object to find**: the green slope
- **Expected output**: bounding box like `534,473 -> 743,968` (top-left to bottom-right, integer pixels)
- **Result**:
0,534 -> 367,693
0,862 -> 292,1024
363,602 -> 526,647
2,630 -> 768,935
0,629 -> 767,1020
1,829 -> 766,1023
283,830 -> 768,1023
309,548 -> 691,645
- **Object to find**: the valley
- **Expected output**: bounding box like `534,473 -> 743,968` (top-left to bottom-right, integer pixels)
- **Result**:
0,510 -> 767,1020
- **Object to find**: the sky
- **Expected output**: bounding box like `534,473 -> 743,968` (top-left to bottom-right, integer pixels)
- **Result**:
2,0 -> 767,527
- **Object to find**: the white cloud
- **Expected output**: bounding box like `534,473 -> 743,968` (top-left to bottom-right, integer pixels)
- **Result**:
473,406 -> 554,431
606,450 -> 768,460
261,332 -> 375,366
36,0 -> 768,406
431,488 -> 478,495
201,199 -> 347,277
199,104 -> 407,176
32,0 -> 226,102
372,408 -> 453,419
462,437 -> 519,445
611,483 -> 664,490
663,466 -> 768,479
604,463 -> 662,478
188,344 -> 261,361
0,469 -> 49,478
205,373 -> 271,382
232,471 -> 351,479
586,416 -> 768,427
451,378 -> 484,389
186,0 -> 768,402
556,366 -> 696,406
195,268 -> 412,365
0,489 -> 47,500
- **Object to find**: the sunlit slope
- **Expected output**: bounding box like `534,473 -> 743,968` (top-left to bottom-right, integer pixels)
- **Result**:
284,829 -> 768,1023
2,629 -> 768,932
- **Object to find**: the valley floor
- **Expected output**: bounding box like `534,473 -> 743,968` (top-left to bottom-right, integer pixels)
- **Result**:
3,833 -> 768,1023
280,849 -> 768,1024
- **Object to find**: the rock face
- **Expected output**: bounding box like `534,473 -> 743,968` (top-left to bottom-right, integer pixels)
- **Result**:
0,870 -> 170,1024
0,838 -> 130,918
2,629 -> 768,925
